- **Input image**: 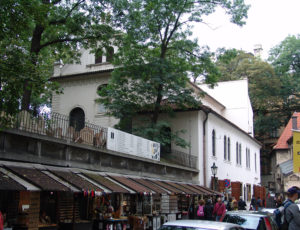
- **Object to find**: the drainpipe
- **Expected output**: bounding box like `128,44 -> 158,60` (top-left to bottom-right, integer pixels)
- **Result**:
202,107 -> 210,187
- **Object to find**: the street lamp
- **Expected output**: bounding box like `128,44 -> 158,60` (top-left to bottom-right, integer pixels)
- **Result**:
211,162 -> 218,191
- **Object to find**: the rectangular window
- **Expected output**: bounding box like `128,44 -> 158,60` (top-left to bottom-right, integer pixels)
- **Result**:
255,153 -> 257,172
236,142 -> 239,164
239,143 -> 242,165
224,136 -> 227,160
228,138 -> 231,161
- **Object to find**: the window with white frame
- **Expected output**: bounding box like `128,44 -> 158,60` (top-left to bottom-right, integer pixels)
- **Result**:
246,148 -> 251,169
228,137 -> 231,161
212,130 -> 216,156
96,84 -> 108,114
238,143 -> 242,165
224,135 -> 227,160
255,153 -> 257,172
236,142 -> 239,164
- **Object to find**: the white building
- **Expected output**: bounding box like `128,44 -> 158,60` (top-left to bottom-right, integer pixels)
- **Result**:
51,48 -> 262,202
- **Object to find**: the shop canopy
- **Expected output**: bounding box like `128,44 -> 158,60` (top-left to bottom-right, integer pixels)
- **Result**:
109,175 -> 152,194
6,166 -> 70,191
83,173 -> 129,193
51,170 -> 102,191
0,162 -> 220,195
130,178 -> 168,194
0,171 -> 26,191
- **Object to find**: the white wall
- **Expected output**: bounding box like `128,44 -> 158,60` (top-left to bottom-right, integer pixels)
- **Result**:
52,73 -> 118,128
199,79 -> 254,136
205,112 -> 261,199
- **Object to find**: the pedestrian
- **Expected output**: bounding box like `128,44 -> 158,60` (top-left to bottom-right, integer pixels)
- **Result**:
226,197 -> 233,211
213,197 -> 226,221
275,195 -> 283,208
204,199 -> 214,221
196,200 -> 205,220
0,209 -> 3,230
232,197 -> 238,211
257,197 -> 262,211
251,195 -> 257,211
238,196 -> 247,210
284,186 -> 300,230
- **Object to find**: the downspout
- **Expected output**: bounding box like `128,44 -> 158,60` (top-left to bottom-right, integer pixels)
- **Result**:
202,108 -> 210,187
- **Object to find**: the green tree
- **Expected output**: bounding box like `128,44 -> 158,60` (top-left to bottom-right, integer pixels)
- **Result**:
0,0 -> 114,120
215,49 -> 282,137
99,0 -> 249,149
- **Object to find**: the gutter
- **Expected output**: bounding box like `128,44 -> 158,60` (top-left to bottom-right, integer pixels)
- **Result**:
201,107 -> 211,187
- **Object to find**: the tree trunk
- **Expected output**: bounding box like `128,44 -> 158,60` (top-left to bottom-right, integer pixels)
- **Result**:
21,25 -> 44,111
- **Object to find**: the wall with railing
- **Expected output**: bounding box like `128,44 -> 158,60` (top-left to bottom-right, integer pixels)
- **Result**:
6,110 -> 197,169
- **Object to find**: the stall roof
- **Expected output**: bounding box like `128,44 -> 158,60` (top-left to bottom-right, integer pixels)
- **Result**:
51,170 -> 102,191
109,176 -> 152,193
198,185 -> 220,195
165,182 -> 197,195
130,178 -> 168,194
188,184 -> 214,195
83,173 -> 129,193
6,166 -> 70,191
149,180 -> 184,194
178,183 -> 207,195
0,171 -> 26,191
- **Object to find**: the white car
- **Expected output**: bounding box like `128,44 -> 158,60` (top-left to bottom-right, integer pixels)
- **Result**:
159,220 -> 244,230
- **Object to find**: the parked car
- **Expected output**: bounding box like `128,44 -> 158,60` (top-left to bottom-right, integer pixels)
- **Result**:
159,220 -> 244,230
261,208 -> 276,214
222,211 -> 278,230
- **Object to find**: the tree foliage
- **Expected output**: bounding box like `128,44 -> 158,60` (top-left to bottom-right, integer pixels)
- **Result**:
99,0 -> 250,150
0,0 -> 114,124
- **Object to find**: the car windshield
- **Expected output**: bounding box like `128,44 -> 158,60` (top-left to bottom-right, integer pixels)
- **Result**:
223,214 -> 260,229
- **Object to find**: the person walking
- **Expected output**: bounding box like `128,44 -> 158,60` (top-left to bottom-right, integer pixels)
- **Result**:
204,199 -> 214,221
226,197 -> 233,211
251,195 -> 257,211
257,197 -> 262,211
213,197 -> 226,221
238,196 -> 247,210
284,186 -> 300,230
196,200 -> 205,220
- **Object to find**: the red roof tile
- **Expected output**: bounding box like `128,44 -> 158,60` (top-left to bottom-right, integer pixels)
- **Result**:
149,180 -> 184,194
131,178 -> 168,194
274,112 -> 300,149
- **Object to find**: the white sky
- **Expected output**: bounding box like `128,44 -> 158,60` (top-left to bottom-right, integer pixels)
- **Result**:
193,0 -> 300,60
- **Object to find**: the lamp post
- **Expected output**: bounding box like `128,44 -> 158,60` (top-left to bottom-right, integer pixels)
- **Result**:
211,162 -> 218,191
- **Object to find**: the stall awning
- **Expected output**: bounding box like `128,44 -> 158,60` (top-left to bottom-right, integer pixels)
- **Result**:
189,184 -> 214,195
6,166 -> 70,191
130,178 -> 168,194
0,171 -> 26,191
165,182 -> 197,195
149,180 -> 183,194
178,183 -> 207,195
83,173 -> 129,193
109,176 -> 152,193
51,170 -> 102,191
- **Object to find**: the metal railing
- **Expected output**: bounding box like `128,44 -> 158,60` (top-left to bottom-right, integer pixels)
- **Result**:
5,110 -> 197,168
11,111 -> 107,148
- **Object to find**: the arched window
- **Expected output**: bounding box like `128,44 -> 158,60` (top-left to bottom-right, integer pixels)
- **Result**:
224,135 -> 227,160
95,49 -> 103,64
228,137 -> 231,161
96,84 -> 108,114
212,130 -> 216,156
106,46 -> 114,63
69,107 -> 85,131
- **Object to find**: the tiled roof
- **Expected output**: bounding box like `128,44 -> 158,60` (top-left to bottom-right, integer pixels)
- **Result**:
164,181 -> 194,194
83,173 -> 129,193
279,159 -> 293,176
274,112 -> 300,149
0,171 -> 26,190
51,170 -> 102,191
7,166 -> 69,191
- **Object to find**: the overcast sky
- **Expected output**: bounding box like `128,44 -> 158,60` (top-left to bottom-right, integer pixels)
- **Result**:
193,0 -> 300,60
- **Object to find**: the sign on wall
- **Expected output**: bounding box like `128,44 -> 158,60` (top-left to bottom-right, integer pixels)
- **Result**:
107,127 -> 160,161
293,131 -> 300,173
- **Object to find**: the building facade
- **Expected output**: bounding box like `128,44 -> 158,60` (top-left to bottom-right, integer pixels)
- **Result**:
51,48 -> 262,203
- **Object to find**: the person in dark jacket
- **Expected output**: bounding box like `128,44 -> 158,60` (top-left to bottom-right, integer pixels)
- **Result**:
238,196 -> 246,210
251,195 -> 257,210
226,197 -> 233,211
285,186 -> 300,230
204,199 -> 214,221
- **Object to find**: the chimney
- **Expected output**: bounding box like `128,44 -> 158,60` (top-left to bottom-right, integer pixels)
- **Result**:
292,116 -> 298,130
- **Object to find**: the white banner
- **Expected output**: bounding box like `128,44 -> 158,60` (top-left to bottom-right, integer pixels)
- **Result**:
107,127 -> 160,161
